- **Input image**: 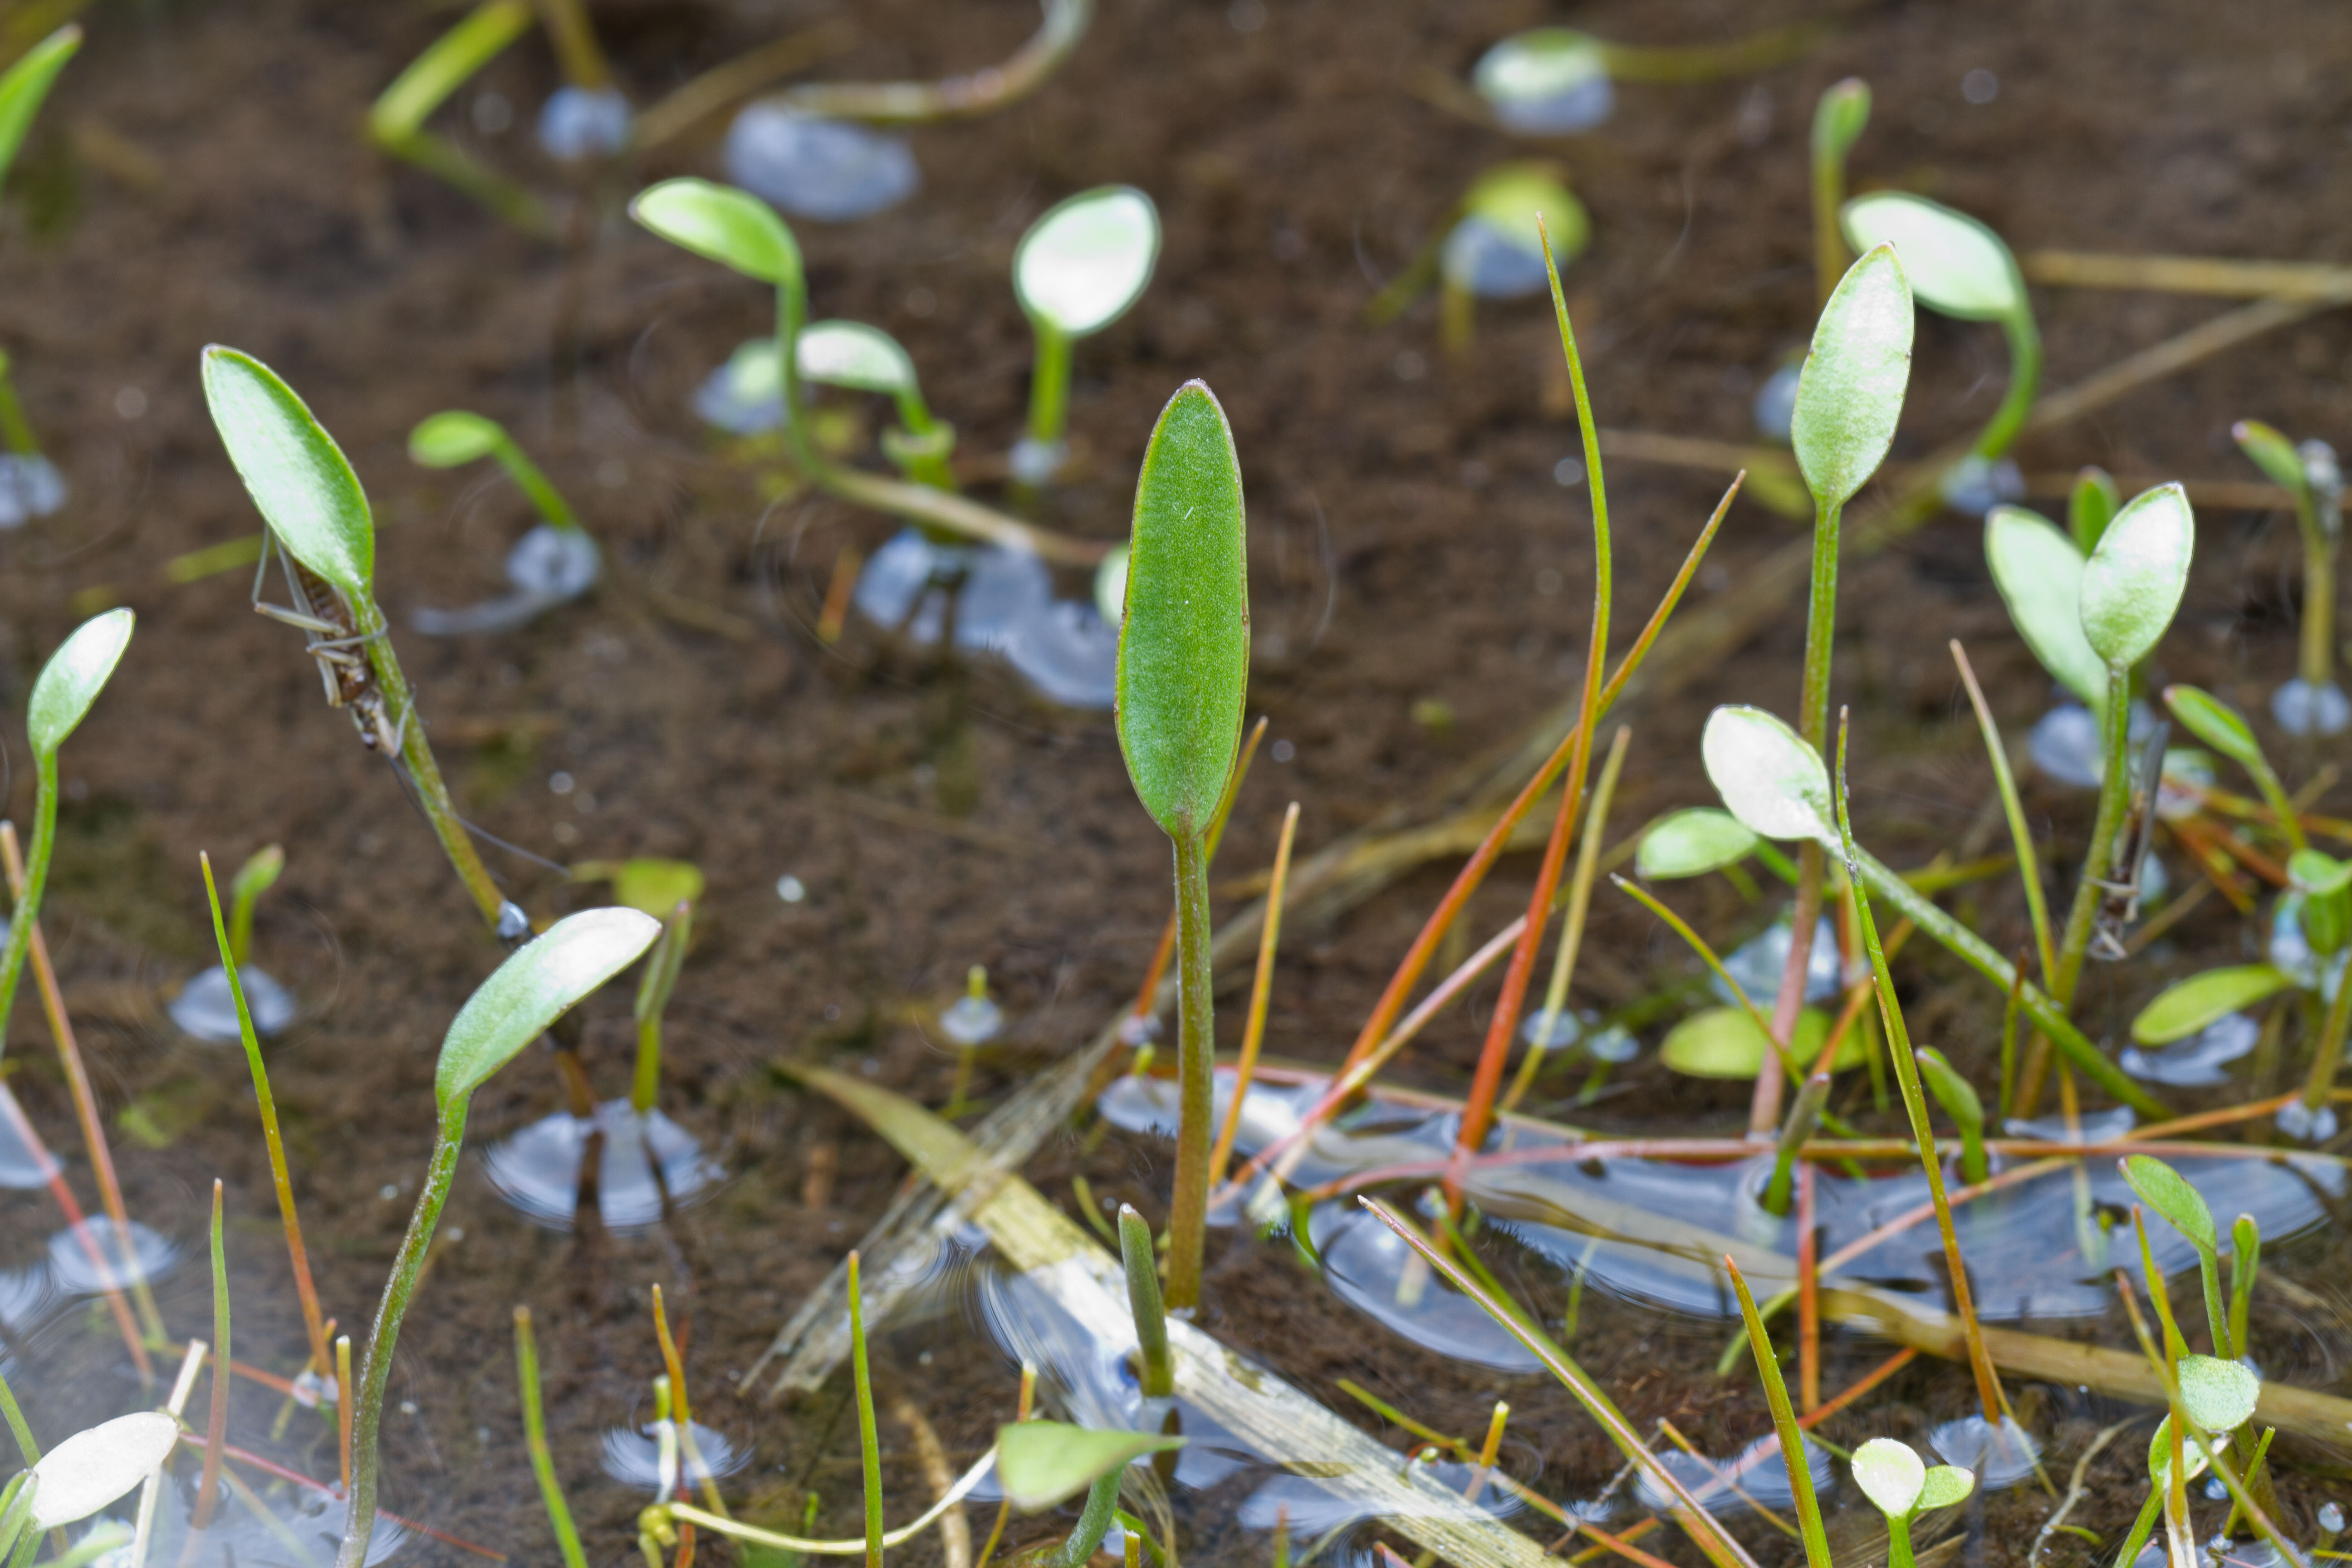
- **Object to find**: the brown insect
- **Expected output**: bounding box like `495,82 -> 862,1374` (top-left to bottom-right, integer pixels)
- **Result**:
251,536 -> 407,758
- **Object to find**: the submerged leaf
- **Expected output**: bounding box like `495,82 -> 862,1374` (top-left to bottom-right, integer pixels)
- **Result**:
1014,186 -> 1161,338
0,25 -> 78,196
995,1421 -> 1182,1512
201,348 -> 375,599
1660,1006 -> 1841,1079
1850,1436 -> 1926,1519
2176,1354 -> 2258,1435
1701,706 -> 1835,847
2161,685 -> 2262,769
28,1412 -> 177,1529
1841,192 -> 2024,322
1115,381 -> 1250,842
1916,1465 -> 1975,1511
2128,965 -> 2291,1046
2122,1155 -> 2217,1254
632,178 -> 801,288
27,609 -> 133,760
2078,484 -> 2194,670
408,411 -> 506,468
796,320 -> 918,397
436,908 -> 661,1113
1635,808 -> 1761,881
1791,244 -> 1914,511
1984,506 -> 2102,708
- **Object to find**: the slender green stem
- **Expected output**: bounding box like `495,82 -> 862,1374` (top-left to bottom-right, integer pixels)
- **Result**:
488,434 -> 580,533
514,1308 -> 588,1568
1809,121 -> 1848,313
1767,494 -> 1844,1137
2051,663 -> 2133,1007
1951,642 -> 2055,983
338,1111 -> 468,1568
2302,534 -> 2336,690
2228,1215 -> 2259,1360
632,903 -> 692,1115
848,1253 -> 885,1568
192,1180 -> 230,1532
1725,1259 -> 1831,1568
1974,310 -> 2043,464
1834,715 -> 2004,1423
773,276 -> 818,480
0,1370 -> 33,1467
1884,1513 -> 1916,1568
534,0 -> 613,89
0,754 -> 59,1063
1118,1205 -> 1172,1399
1045,1474 -> 1120,1568
1507,726 -> 1630,1115
1998,961 -> 2024,1124
1164,830 -> 1215,1310
2297,949 -> 2352,1113
1026,322 -> 1071,453
0,360 -> 38,457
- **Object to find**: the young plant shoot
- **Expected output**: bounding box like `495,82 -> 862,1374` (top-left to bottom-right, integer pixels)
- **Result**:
172,843 -> 296,1043
0,26 -> 81,528
797,320 -> 957,490
201,348 -> 524,940
340,908 -> 658,1568
1850,1438 -> 1975,1568
1010,186 -> 1160,487
1809,80 -> 1869,309
409,410 -> 599,633
1112,381 -> 1248,1310
2232,419 -> 2345,734
994,1421 -> 1182,1568
1842,191 -> 2039,514
1765,240 -> 1912,1141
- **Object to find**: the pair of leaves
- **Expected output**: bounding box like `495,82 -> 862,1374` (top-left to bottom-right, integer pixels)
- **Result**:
1986,488 -> 2196,694
2129,965 -> 2292,1046
995,1421 -> 1182,1512
1636,807 -> 1759,881
1849,1437 -> 1974,1522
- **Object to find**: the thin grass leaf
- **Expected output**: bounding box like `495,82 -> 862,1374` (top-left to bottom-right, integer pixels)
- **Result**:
1725,1258 -> 1831,1568
0,26 -> 78,195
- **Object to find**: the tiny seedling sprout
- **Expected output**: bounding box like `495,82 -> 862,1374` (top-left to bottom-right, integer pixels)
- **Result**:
1011,186 -> 1161,486
1850,1437 -> 1975,1568
797,319 -> 957,490
1809,80 -> 1869,309
2233,419 -> 2345,731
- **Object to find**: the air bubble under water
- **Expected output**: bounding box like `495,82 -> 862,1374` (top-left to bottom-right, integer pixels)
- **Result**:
1471,31 -> 1615,134
1928,1413 -> 2040,1490
480,1099 -> 723,1234
48,1216 -> 178,1295
537,86 -> 634,159
0,454 -> 65,527
168,964 -> 295,1044
415,525 -> 601,636
2027,698 -> 2159,789
1752,360 -> 1801,442
723,108 -> 918,221
0,1085 -> 62,1188
2122,1011 -> 2259,1087
1715,911 -> 1843,1010
850,529 -> 1117,709
1440,215 -> 1553,299
599,1420 -> 748,1494
2272,678 -> 2352,737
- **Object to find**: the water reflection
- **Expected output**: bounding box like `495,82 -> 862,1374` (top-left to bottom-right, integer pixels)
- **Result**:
480,1099 -> 723,1234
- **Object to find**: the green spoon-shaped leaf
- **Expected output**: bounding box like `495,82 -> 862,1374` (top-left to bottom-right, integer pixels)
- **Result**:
1014,186 -> 1161,338
2128,964 -> 2292,1046
1791,243 -> 1914,511
1850,1436 -> 1925,1519
28,608 -> 133,761
408,411 -> 505,468
1916,1465 -> 1976,1511
631,177 -> 802,289
0,25 -> 78,196
201,348 -> 375,600
1840,191 -> 2024,322
1700,706 -> 1835,847
2231,420 -> 2309,495
436,908 -> 661,1113
1635,807 -> 1760,881
2161,685 -> 2260,769
995,1421 -> 1184,1513
1984,506 -> 2103,708
2122,1154 -> 2217,1253
28,1412 -> 177,1530
1115,381 -> 1249,843
2176,1353 -> 2258,1435
2078,483 -> 2193,670
796,320 -> 918,398
1660,1006 -> 1840,1079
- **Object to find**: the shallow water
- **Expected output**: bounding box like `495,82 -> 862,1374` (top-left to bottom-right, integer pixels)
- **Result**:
850,529 -> 1118,708
722,108 -> 920,221
167,963 -> 296,1043
478,1099 -> 725,1235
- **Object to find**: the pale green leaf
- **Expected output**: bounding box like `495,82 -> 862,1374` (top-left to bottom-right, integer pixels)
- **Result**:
1849,1437 -> 1925,1520
2161,686 -> 2260,769
2146,1415 -> 2209,1488
28,1412 -> 176,1529
1458,161 -> 1590,267
1701,706 -> 1836,847
1660,1006 -> 1841,1079
408,411 -> 505,468
631,178 -> 801,288
1635,808 -> 1761,881
1984,506 -> 2103,707
1840,192 -> 2023,322
231,843 -> 285,904
1812,79 -> 1869,163
1792,244 -> 1914,511
1093,543 -> 1130,627
2176,1354 -> 2258,1435
796,320 -> 917,397
2068,467 -> 2120,554
1915,1047 -> 1983,1132
2128,965 -> 2291,1046
2122,1155 -> 2216,1253
436,908 -> 661,1112
1916,1465 -> 1975,1511
201,348 -> 375,598
0,25 -> 78,197
995,1421 -> 1183,1512
1014,186 -> 1160,338
608,858 -> 704,917
2231,421 -> 2308,495
2078,484 -> 2193,669
2290,850 -> 2352,897
1115,381 -> 1250,842
27,609 -> 132,760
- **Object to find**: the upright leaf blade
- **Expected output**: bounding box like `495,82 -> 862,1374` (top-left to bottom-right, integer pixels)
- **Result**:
27,609 -> 132,760
201,348 -> 375,598
436,909 -> 660,1112
994,1421 -> 1182,1512
1791,244 -> 1914,511
2122,1155 -> 2217,1252
631,178 -> 801,288
0,25 -> 78,196
1850,1437 -> 1925,1520
1840,192 -> 2024,322
1701,706 -> 1836,847
1115,381 -> 1250,841
27,1413 -> 177,1529
2129,965 -> 2291,1045
408,412 -> 505,467
1984,507 -> 2103,707
2079,484 -> 2194,669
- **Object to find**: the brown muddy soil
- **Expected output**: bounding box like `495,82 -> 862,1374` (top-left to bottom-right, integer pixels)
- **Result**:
1,0 -> 2349,1563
